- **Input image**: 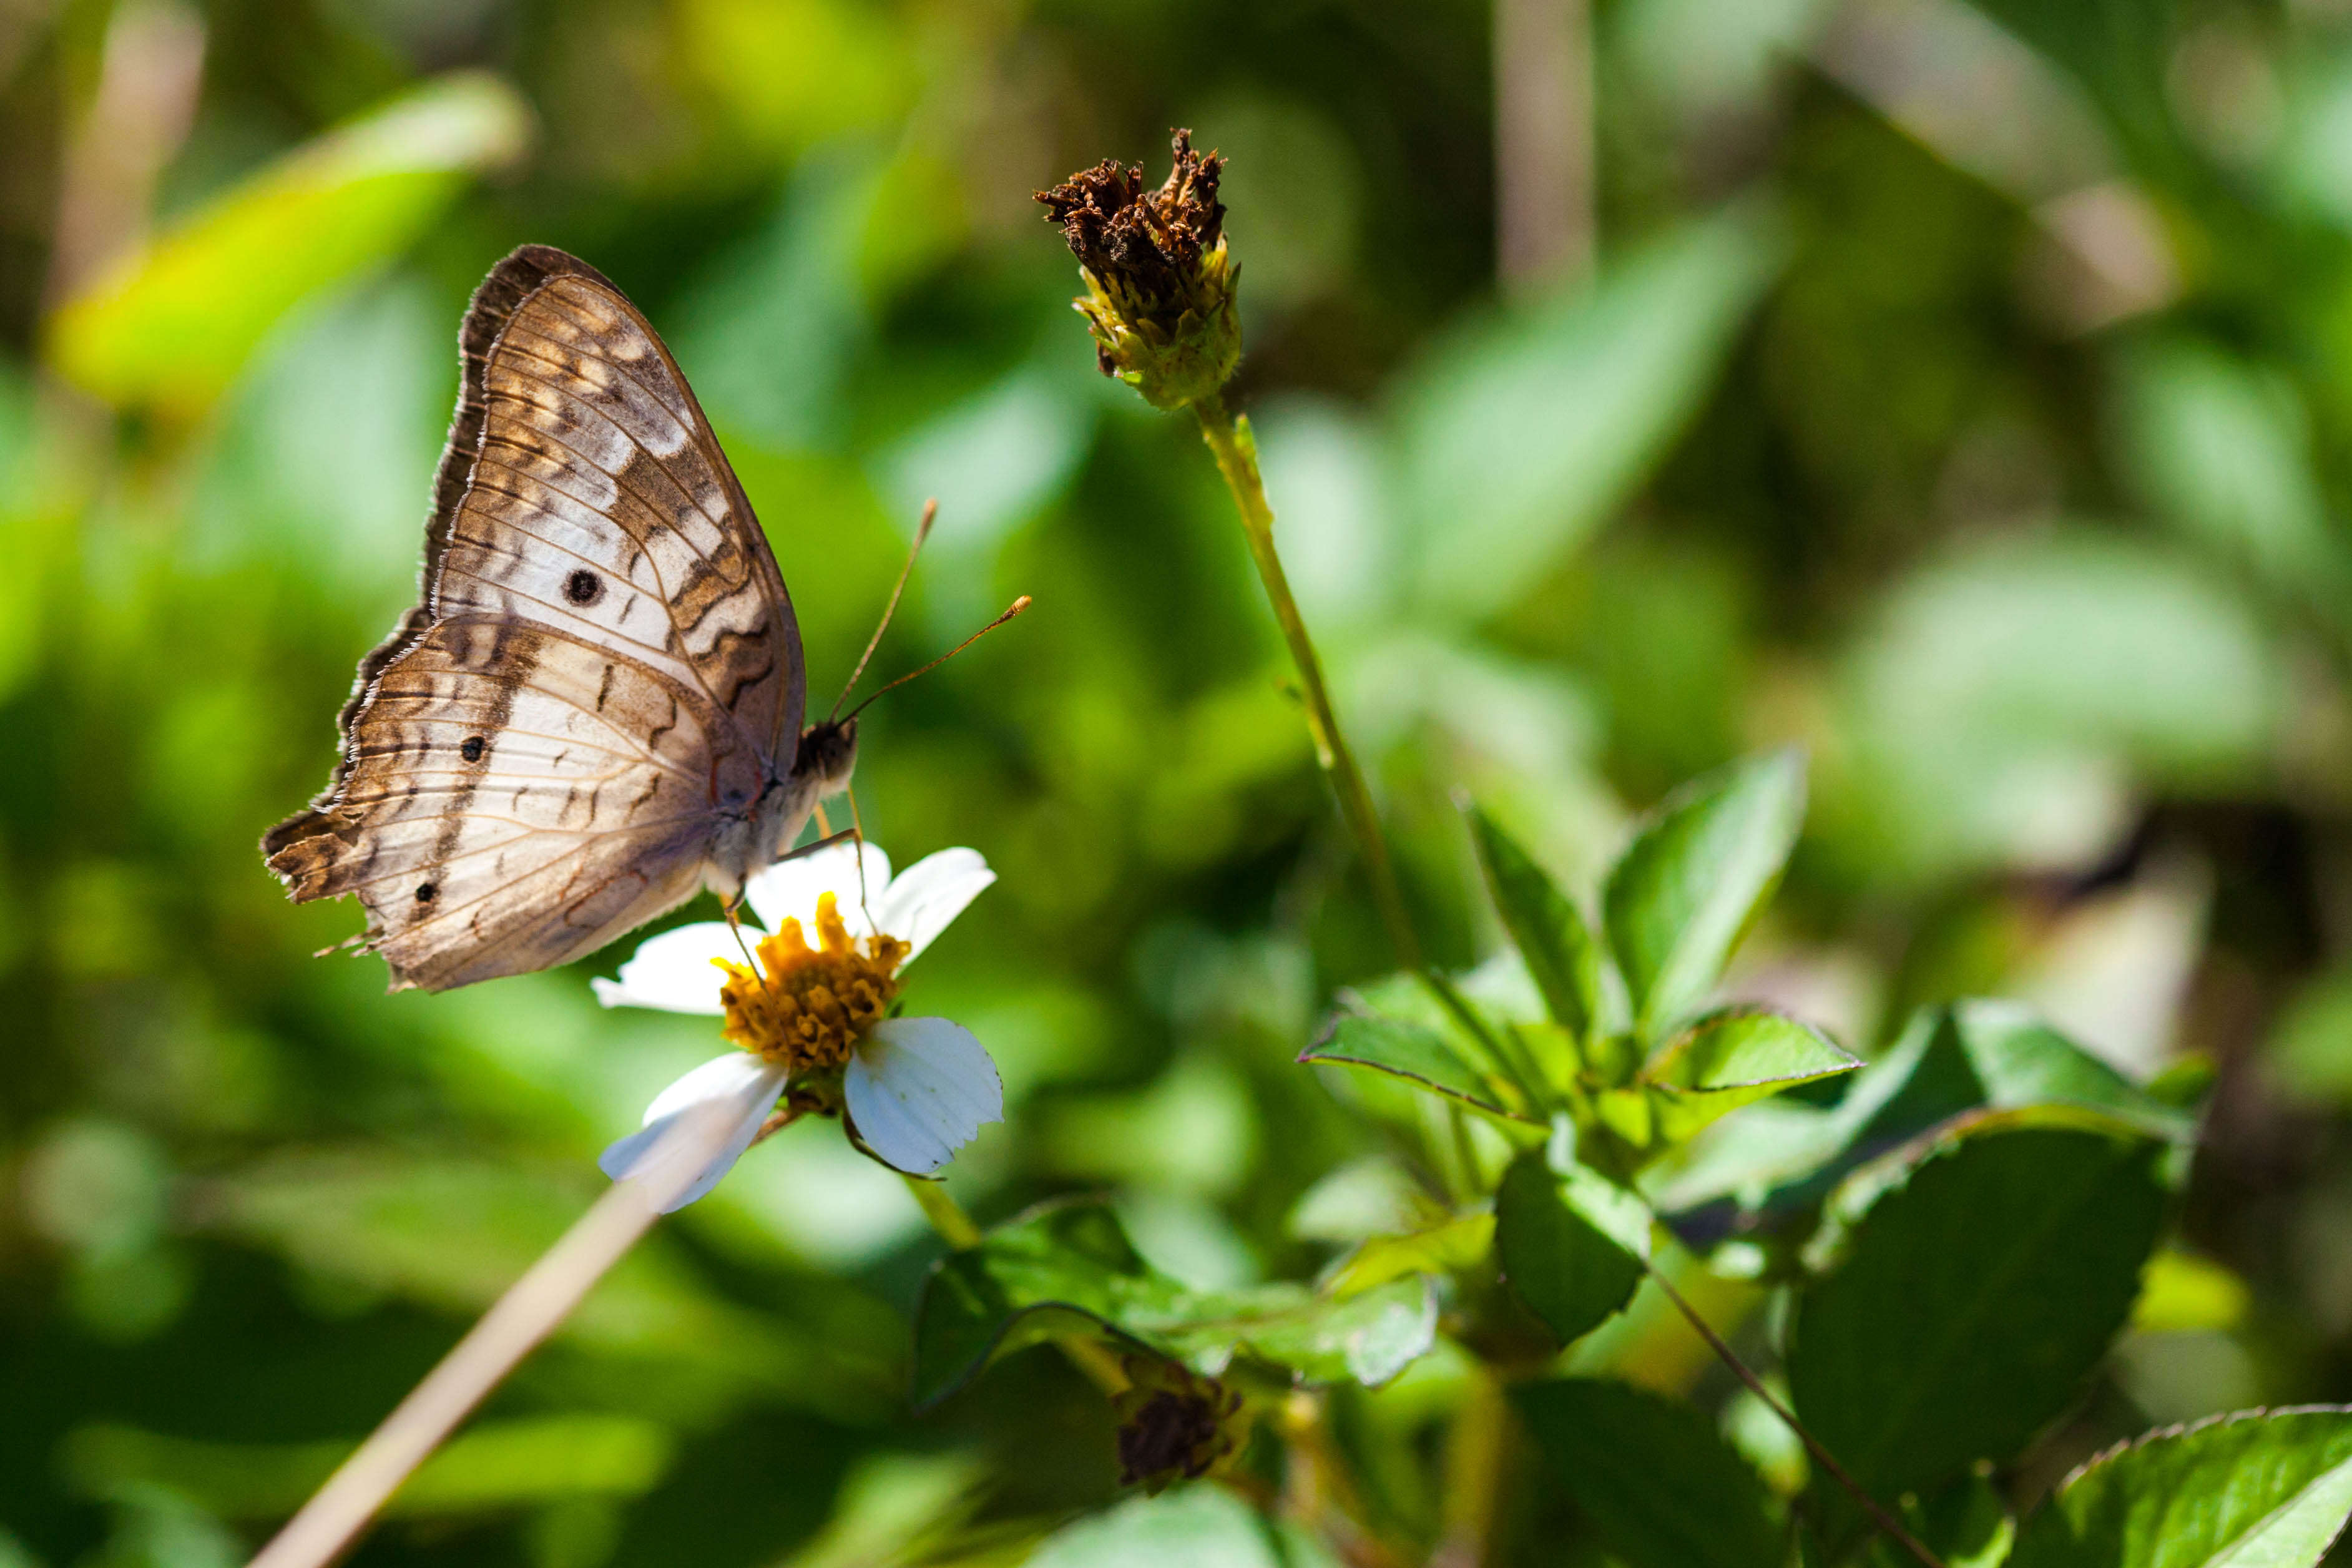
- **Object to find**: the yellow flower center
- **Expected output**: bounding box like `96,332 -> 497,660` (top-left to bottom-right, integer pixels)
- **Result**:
715,893 -> 909,1073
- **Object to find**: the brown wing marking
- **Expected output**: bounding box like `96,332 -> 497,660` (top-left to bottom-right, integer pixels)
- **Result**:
466,272 -> 801,751
266,617 -> 732,991
263,245 -> 807,991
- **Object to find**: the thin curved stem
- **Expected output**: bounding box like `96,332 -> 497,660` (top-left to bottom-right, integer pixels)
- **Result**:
1195,394 -> 1424,976
1644,1263 -> 1946,1568
247,1097 -> 799,1568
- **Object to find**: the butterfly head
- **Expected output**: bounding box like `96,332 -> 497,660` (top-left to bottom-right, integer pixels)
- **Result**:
795,716 -> 859,797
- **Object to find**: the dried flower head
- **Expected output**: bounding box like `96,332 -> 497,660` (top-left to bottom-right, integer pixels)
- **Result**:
1037,129 -> 1241,411
1110,1355 -> 1248,1494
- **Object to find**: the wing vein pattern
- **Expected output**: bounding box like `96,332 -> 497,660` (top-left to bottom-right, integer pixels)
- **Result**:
263,245 -> 806,992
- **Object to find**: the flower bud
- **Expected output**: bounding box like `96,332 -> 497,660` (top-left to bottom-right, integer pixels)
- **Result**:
1037,129 -> 1241,411
1110,1353 -> 1248,1493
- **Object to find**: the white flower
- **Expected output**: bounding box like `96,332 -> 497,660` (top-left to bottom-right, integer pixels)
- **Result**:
595,841 -> 1002,1210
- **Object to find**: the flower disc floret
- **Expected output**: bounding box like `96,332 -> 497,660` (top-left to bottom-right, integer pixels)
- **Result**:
715,891 -> 909,1073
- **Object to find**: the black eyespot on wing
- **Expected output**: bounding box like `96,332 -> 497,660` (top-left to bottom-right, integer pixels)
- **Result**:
461,736 -> 485,763
565,569 -> 602,605
416,883 -> 437,903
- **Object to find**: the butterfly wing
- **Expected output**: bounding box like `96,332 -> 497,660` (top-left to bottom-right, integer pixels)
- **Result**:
265,245 -> 806,991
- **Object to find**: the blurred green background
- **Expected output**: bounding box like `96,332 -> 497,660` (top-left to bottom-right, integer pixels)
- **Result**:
5,0 -> 2352,1562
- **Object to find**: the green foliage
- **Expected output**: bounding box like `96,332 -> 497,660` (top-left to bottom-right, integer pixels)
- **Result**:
1515,1378 -> 1783,1568
8,0 -> 2352,1561
1789,1119 -> 2171,1549
1603,750 -> 1807,1039
48,74 -> 529,414
2008,1408 -> 2352,1568
1026,1485 -> 1310,1568
1466,806 -> 1609,1044
1297,1001 -> 1533,1123
1494,1149 -> 1648,1343
1396,207 -> 1786,619
910,1199 -> 1435,1407
1638,1007 -> 1860,1146
64,1416 -> 675,1521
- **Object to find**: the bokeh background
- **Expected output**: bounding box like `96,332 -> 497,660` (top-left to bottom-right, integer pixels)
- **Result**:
3,0 -> 2350,1562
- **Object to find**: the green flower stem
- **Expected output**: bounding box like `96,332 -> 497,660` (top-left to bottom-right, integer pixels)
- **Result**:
1430,1366 -> 1509,1568
900,1171 -> 983,1248
898,1174 -> 1129,1394
1644,1262 -> 1947,1568
1194,393 -> 1425,976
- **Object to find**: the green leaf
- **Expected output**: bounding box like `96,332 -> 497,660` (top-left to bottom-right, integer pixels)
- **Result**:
1323,1212 -> 1495,1297
1299,1000 -> 1531,1122
2113,338 -> 2350,611
2008,1407 -> 2352,1568
1956,0 -> 2184,174
46,72 -> 531,415
1027,1485 -> 1291,1568
61,1416 -> 674,1520
1466,805 -> 1607,1042
1395,205 -> 1786,620
1495,1151 -> 1649,1343
1659,1002 -> 2192,1223
1640,1007 -> 1861,1145
1788,1122 -> 2170,1550
1603,750 -> 1807,1037
911,1199 -> 1436,1407
1515,1378 -> 1783,1568
1843,530 -> 2281,882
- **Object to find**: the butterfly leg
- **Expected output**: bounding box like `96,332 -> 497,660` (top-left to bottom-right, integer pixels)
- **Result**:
720,895 -> 760,968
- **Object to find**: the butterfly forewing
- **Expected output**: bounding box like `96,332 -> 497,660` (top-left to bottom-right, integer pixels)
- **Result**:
264,245 -> 806,991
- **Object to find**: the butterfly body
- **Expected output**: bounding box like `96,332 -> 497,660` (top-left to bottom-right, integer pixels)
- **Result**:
265,245 -> 852,992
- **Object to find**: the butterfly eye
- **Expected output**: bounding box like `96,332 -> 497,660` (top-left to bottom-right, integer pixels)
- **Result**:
564,569 -> 603,605
460,737 -> 485,763
415,883 -> 438,904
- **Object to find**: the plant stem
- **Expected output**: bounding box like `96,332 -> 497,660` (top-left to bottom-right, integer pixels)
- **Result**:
248,1096 -> 783,1568
900,1171 -> 982,1248
1195,393 -> 1424,976
1643,1263 -> 1946,1568
1278,1391 -> 1409,1568
1429,1367 -> 1510,1568
898,1173 -> 1129,1395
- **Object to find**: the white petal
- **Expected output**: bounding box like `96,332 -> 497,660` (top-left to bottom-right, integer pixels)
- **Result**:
870,848 -> 995,964
843,1017 -> 1002,1175
592,923 -> 740,1014
743,840 -> 893,938
599,1052 -> 788,1212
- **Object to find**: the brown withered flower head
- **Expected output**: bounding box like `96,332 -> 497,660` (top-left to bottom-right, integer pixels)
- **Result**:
1037,129 -> 1241,411
1110,1353 -> 1250,1494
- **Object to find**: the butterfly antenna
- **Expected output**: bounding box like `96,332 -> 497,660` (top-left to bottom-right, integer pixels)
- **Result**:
841,595 -> 1032,724
831,499 -> 938,722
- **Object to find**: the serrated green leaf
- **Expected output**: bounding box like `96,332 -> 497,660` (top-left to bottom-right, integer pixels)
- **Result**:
2008,1406 -> 2352,1568
47,73 -> 530,414
1659,1001 -> 2192,1223
1496,1152 -> 1649,1343
911,1199 -> 1437,1406
1515,1378 -> 1782,1568
1788,1122 -> 2169,1552
1641,1007 -> 1861,1145
1604,750 -> 1806,1038
1466,805 -> 1607,1042
1299,1003 -> 1530,1122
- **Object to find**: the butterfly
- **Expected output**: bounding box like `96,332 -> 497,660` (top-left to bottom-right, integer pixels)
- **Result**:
263,244 -> 860,992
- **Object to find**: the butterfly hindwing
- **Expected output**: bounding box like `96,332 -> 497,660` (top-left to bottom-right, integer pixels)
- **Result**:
265,245 -> 805,991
